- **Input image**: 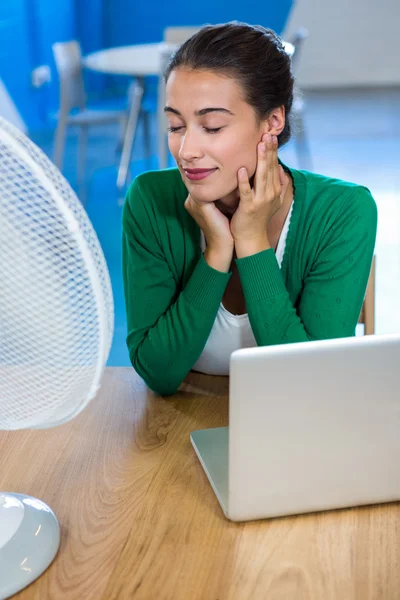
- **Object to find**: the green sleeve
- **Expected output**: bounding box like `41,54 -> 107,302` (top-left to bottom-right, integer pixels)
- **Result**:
122,178 -> 231,395
236,188 -> 377,345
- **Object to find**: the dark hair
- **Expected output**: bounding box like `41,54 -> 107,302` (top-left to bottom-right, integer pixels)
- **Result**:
164,22 -> 295,147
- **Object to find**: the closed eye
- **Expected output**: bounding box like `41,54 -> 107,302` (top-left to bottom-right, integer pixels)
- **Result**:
167,126 -> 183,133
204,127 -> 223,134
167,126 -> 224,134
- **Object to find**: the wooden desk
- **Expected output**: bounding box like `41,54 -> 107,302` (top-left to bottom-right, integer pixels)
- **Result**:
1,368 -> 399,599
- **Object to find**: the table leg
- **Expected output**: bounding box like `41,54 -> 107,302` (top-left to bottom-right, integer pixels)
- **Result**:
117,77 -> 144,190
157,76 -> 168,170
157,48 -> 173,170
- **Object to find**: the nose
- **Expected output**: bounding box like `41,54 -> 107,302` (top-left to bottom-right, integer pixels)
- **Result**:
178,129 -> 204,163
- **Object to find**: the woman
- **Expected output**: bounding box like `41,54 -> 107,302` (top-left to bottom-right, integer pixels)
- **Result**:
122,22 -> 377,395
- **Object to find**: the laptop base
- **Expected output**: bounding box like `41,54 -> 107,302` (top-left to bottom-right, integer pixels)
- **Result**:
190,426 -> 229,516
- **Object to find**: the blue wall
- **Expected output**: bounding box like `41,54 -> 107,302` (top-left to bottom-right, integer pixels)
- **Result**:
33,0 -> 78,116
104,0 -> 292,46
0,0 -> 293,130
0,0 -> 77,129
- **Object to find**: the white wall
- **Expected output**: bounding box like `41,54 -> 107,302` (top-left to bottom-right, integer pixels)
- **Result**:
283,0 -> 400,88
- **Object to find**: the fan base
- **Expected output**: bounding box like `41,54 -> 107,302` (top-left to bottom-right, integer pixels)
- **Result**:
0,493 -> 60,599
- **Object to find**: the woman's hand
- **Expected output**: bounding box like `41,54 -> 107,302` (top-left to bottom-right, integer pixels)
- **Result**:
185,194 -> 234,272
230,133 -> 290,258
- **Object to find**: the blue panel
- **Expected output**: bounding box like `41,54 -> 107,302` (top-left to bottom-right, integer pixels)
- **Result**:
0,0 -> 79,128
32,0 -> 78,119
105,0 -> 293,46
76,0 -> 104,52
76,0 -> 107,97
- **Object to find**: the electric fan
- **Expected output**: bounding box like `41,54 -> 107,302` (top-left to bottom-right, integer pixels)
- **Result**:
0,117 -> 114,598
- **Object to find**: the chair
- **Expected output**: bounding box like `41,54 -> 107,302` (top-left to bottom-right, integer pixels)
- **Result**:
289,28 -> 313,171
52,41 -> 129,186
158,27 -> 202,170
359,255 -> 376,335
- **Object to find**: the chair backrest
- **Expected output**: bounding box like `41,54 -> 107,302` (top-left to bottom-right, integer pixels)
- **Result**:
52,41 -> 86,114
358,255 -> 376,335
164,26 -> 202,44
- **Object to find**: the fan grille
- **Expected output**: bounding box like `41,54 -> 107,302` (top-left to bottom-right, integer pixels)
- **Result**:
0,118 -> 114,430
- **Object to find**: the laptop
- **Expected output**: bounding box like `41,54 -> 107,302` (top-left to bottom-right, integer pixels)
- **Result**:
190,333 -> 400,522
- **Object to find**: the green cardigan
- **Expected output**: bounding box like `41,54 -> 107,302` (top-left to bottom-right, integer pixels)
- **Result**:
122,165 -> 377,395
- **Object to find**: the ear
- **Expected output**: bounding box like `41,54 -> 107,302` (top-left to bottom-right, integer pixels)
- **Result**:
261,106 -> 286,137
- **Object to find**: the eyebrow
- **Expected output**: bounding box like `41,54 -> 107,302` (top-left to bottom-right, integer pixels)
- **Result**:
164,106 -> 235,117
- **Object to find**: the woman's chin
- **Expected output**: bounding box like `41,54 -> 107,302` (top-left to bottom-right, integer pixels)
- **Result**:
181,172 -> 238,204
185,184 -> 220,203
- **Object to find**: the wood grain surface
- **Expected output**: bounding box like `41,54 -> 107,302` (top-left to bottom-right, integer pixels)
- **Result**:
1,367 -> 399,600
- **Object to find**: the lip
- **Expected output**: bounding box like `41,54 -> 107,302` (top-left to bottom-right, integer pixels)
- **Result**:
183,168 -> 218,181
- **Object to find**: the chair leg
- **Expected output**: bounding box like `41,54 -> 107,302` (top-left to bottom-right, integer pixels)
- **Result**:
116,81 -> 133,154
294,113 -> 312,171
117,77 -> 144,190
53,117 -> 67,170
77,124 -> 88,188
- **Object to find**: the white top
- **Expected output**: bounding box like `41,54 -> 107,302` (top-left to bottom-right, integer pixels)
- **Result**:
192,201 -> 294,376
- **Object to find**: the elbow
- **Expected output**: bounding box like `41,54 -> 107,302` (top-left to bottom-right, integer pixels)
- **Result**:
145,376 -> 180,397
129,350 -> 181,396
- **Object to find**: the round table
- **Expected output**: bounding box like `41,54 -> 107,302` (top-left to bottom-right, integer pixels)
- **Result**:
83,41 -> 294,76
83,42 -> 177,77
83,41 -> 295,187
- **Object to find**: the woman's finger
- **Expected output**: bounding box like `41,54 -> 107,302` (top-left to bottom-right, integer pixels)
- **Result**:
237,167 -> 253,205
279,165 -> 285,187
272,135 -> 281,194
254,140 -> 268,196
265,134 -> 276,185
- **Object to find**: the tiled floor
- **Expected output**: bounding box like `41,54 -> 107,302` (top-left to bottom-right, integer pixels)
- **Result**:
32,86 -> 400,366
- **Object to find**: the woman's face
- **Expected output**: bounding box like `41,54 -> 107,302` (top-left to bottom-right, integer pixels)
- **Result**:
165,68 -> 267,203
